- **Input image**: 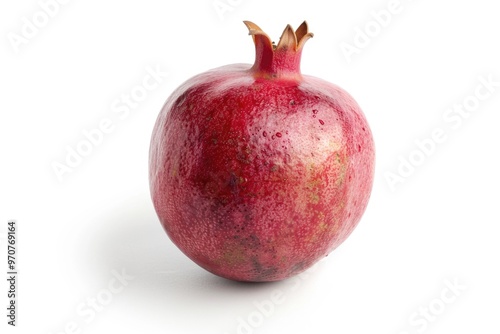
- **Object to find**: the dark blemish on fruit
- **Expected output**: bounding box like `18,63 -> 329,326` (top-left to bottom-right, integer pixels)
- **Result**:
291,261 -> 306,274
228,172 -> 239,193
251,257 -> 279,281
246,234 -> 261,249
252,257 -> 262,272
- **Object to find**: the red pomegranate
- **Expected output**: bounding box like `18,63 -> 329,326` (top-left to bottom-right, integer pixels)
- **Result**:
149,21 -> 375,282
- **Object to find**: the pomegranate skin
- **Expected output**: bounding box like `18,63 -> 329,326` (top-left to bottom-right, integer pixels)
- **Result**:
149,22 -> 375,282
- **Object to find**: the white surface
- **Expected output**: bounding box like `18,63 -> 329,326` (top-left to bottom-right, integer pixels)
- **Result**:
1,0 -> 499,333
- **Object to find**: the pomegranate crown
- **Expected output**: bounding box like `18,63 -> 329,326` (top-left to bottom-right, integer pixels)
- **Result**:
243,21 -> 314,79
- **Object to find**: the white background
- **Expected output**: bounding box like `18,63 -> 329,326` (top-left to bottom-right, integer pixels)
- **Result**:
1,0 -> 500,333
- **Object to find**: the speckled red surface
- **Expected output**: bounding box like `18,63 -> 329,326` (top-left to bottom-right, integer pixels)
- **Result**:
149,22 -> 375,282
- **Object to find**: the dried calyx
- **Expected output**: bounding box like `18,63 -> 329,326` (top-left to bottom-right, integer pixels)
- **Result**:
243,21 -> 314,79
243,21 -> 314,51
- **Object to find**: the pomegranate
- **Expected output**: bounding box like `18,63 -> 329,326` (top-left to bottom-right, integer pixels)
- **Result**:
149,21 -> 375,282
